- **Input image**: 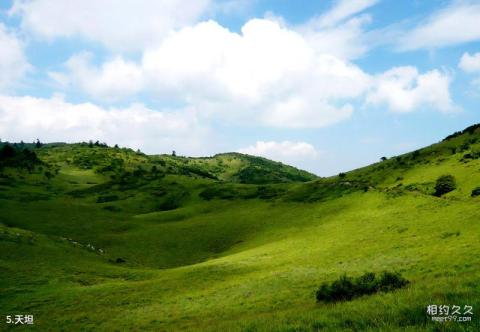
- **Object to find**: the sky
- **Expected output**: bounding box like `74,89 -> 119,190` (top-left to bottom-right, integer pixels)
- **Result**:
1,0 -> 480,176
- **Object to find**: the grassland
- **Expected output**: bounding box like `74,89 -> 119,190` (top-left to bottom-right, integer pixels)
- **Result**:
1,126 -> 480,331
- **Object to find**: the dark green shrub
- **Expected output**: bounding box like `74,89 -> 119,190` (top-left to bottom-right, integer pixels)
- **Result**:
103,205 -> 121,212
443,124 -> 480,141
0,145 -> 40,171
316,275 -> 355,302
157,196 -> 181,211
460,142 -> 470,152
434,175 -> 456,197
461,151 -> 480,161
199,186 -> 237,200
377,271 -> 409,291
255,185 -> 284,199
354,272 -> 378,295
0,145 -> 15,159
316,271 -> 409,303
471,187 -> 480,197
96,195 -> 119,203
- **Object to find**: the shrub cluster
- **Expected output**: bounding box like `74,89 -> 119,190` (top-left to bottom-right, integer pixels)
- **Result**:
0,144 -> 40,171
443,123 -> 480,141
96,195 -> 119,203
316,271 -> 409,303
462,151 -> 480,161
434,175 -> 456,197
471,187 -> 480,197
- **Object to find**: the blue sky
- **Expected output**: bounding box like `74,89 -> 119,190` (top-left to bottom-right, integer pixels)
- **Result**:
1,0 -> 480,176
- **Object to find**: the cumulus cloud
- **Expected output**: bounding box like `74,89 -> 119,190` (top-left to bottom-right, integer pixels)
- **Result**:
238,141 -> 321,165
0,23 -> 30,91
459,52 -> 480,73
0,94 -> 211,155
50,52 -> 144,101
58,17 -> 454,125
367,66 -> 456,113
58,19 -> 371,127
398,2 -> 480,51
10,0 -> 212,51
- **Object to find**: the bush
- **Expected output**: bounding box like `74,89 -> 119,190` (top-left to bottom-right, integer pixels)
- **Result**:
157,195 -> 181,211
0,145 -> 40,171
199,186 -> 237,200
462,151 -> 480,161
471,187 -> 480,197
315,271 -> 409,303
378,271 -> 409,291
96,195 -> 119,203
0,145 -> 15,159
434,175 -> 456,197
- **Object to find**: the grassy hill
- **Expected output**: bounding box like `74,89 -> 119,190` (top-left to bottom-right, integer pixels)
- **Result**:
1,125 -> 480,331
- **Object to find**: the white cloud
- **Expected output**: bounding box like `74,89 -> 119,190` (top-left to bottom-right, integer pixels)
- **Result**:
296,0 -> 379,60
300,14 -> 373,60
0,23 -> 30,91
238,140 -> 321,165
313,0 -> 379,28
59,19 -> 371,127
367,66 -> 456,113
53,52 -> 144,101
261,98 -> 353,128
0,94 -> 211,155
10,0 -> 212,52
55,18 -> 456,124
459,52 -> 480,73
398,2 -> 480,51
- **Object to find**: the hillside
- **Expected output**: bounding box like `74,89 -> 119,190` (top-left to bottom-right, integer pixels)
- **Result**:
10,142 -> 317,184
1,125 -> 480,331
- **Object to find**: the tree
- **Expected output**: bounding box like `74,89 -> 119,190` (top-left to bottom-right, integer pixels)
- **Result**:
0,144 -> 16,160
35,139 -> 42,148
434,175 -> 456,197
172,150 -> 176,157
114,144 -> 119,149
88,140 -> 94,148
380,156 -> 387,161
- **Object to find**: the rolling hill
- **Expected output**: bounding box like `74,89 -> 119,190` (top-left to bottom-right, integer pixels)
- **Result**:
1,125 -> 480,331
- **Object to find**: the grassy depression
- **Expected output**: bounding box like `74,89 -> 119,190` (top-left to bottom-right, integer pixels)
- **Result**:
1,126 -> 480,331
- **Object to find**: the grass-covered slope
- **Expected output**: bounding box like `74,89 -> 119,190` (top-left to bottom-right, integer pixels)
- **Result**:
6,142 -> 317,185
1,125 -> 480,331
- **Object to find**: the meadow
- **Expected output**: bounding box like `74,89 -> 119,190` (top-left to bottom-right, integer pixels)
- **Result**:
1,125 -> 480,331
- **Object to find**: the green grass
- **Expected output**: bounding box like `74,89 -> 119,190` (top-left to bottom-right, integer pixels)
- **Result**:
1,126 -> 480,331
